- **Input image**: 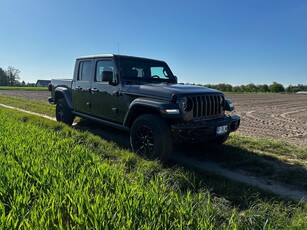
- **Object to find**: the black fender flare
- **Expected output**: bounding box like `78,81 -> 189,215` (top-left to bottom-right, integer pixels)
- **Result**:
54,87 -> 73,110
123,98 -> 180,127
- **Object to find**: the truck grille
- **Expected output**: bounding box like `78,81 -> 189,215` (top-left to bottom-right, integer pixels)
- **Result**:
190,94 -> 225,119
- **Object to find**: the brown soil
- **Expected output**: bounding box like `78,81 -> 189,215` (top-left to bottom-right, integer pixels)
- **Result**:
0,90 -> 50,103
1,90 -> 306,146
226,94 -> 307,147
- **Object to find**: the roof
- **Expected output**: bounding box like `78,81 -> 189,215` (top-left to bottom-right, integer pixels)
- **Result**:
76,54 -> 164,62
77,54 -> 114,59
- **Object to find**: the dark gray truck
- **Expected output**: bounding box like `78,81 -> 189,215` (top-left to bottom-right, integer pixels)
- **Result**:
48,54 -> 240,159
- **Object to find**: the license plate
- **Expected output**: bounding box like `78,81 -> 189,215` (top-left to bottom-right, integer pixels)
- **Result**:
216,125 -> 228,135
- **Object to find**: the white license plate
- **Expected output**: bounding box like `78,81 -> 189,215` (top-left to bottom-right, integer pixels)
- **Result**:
216,125 -> 228,135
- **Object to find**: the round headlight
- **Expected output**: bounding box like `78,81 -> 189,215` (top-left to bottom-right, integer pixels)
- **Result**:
178,97 -> 188,111
225,99 -> 234,111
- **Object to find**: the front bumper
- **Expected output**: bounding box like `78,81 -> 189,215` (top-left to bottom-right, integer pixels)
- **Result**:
171,115 -> 240,142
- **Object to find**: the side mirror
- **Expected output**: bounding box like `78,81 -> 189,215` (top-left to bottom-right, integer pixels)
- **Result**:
48,83 -> 52,91
102,71 -> 113,83
174,75 -> 178,83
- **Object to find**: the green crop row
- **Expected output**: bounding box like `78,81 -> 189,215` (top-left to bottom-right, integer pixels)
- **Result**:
0,86 -> 47,91
0,95 -> 54,117
0,107 -> 306,229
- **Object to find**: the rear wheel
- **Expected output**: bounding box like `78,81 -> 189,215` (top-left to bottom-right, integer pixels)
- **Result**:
56,98 -> 75,126
130,114 -> 172,160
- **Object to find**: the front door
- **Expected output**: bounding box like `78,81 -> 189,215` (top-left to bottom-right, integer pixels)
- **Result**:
90,59 -> 119,122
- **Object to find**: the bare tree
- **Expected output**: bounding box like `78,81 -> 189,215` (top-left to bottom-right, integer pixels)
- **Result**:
6,66 -> 20,86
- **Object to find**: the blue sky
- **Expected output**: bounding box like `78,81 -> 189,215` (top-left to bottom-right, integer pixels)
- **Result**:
0,0 -> 306,86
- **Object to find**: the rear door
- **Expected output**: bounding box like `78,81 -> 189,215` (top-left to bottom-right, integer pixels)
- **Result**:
71,59 -> 93,114
90,58 -> 120,121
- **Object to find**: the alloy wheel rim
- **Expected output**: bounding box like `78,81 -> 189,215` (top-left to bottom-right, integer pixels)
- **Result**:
135,125 -> 155,156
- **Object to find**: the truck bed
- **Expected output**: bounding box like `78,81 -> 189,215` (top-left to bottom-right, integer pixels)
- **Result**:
50,79 -> 73,89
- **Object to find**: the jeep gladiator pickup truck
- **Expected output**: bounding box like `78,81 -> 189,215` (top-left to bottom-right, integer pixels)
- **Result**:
48,54 -> 240,159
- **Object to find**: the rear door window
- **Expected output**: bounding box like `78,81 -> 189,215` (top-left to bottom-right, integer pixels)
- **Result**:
78,61 -> 92,81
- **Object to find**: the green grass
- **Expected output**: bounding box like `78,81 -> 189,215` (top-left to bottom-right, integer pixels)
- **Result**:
183,134 -> 307,190
227,133 -> 307,162
1,94 -> 306,191
226,134 -> 307,189
0,95 -> 54,117
0,86 -> 48,91
0,107 -> 306,229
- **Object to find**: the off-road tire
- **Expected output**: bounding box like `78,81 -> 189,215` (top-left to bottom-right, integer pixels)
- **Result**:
211,133 -> 229,145
56,98 -> 75,126
130,114 -> 172,160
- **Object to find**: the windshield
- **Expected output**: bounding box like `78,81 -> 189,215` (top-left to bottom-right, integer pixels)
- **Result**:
117,57 -> 177,83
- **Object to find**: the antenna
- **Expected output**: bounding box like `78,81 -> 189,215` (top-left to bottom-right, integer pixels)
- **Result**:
117,42 -> 121,82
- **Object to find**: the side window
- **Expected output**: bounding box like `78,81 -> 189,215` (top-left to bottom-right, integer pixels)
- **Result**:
96,60 -> 114,82
150,67 -> 168,79
132,67 -> 144,78
78,61 -> 92,81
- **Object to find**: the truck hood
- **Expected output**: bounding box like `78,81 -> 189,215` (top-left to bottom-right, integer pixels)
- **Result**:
125,83 -> 222,99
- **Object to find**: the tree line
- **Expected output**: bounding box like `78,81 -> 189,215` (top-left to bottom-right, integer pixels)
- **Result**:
187,82 -> 307,93
1,66 -> 306,93
0,66 -> 27,86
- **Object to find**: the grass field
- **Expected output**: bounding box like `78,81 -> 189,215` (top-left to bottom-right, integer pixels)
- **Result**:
0,86 -> 48,91
1,94 -> 306,190
0,95 -> 54,117
0,107 -> 306,229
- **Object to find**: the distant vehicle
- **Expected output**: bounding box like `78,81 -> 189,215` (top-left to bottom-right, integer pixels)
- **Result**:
48,54 -> 240,159
296,91 -> 307,94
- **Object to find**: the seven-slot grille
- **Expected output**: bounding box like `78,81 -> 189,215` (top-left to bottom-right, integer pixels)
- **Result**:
190,94 -> 225,119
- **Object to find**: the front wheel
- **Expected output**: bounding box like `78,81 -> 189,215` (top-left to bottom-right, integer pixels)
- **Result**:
56,98 -> 75,126
130,114 -> 172,160
210,133 -> 229,145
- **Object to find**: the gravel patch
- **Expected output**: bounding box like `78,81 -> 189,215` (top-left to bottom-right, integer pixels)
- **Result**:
0,90 -> 50,103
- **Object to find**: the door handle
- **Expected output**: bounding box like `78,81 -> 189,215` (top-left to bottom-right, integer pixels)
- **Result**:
112,91 -> 122,96
90,88 -> 99,94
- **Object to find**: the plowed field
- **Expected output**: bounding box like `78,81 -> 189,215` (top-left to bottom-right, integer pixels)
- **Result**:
1,90 -> 306,146
227,94 -> 307,146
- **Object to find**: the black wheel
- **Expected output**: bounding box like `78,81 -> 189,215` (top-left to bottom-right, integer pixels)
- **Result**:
211,133 -> 229,145
56,98 -> 75,125
130,114 -> 172,160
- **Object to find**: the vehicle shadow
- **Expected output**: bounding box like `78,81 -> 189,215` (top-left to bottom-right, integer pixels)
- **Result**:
73,118 -> 131,149
176,143 -> 307,190
73,119 -> 307,202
